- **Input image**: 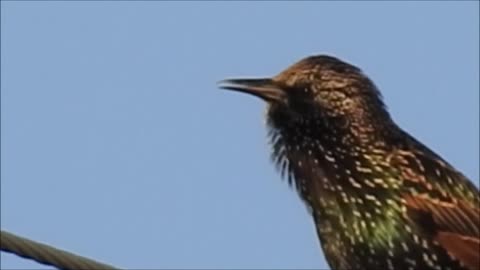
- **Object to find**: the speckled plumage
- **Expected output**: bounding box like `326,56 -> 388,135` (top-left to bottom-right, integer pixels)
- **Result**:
219,55 -> 480,270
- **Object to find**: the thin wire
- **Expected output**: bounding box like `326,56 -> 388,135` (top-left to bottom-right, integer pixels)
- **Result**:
1,230 -> 120,270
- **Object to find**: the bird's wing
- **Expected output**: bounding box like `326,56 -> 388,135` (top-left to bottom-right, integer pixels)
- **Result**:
392,145 -> 480,270
405,193 -> 480,270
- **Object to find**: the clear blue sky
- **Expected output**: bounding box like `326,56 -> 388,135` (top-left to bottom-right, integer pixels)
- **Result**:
1,2 -> 478,270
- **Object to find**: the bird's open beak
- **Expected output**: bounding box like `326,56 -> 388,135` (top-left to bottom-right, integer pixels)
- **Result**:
218,78 -> 286,102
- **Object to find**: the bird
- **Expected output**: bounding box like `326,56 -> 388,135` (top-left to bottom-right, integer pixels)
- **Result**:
218,55 -> 480,270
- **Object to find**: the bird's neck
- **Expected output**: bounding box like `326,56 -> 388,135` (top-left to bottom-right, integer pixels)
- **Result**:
266,106 -> 405,198
268,104 -> 400,150
332,110 -> 399,148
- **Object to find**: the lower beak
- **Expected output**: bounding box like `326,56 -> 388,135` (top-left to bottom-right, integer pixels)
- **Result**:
218,78 -> 286,102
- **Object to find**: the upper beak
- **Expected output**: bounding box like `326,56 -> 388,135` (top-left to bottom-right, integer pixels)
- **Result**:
217,78 -> 286,102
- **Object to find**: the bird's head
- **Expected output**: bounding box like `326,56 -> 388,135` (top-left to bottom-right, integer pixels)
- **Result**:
219,55 -> 393,140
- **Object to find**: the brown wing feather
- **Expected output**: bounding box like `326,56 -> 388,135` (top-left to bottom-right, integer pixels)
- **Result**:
405,194 -> 480,270
405,194 -> 480,237
393,137 -> 480,270
437,232 -> 480,270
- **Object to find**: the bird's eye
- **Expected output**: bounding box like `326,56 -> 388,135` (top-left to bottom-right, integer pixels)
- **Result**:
342,98 -> 355,110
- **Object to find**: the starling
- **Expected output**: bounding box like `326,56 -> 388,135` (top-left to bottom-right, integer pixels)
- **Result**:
218,55 -> 480,270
